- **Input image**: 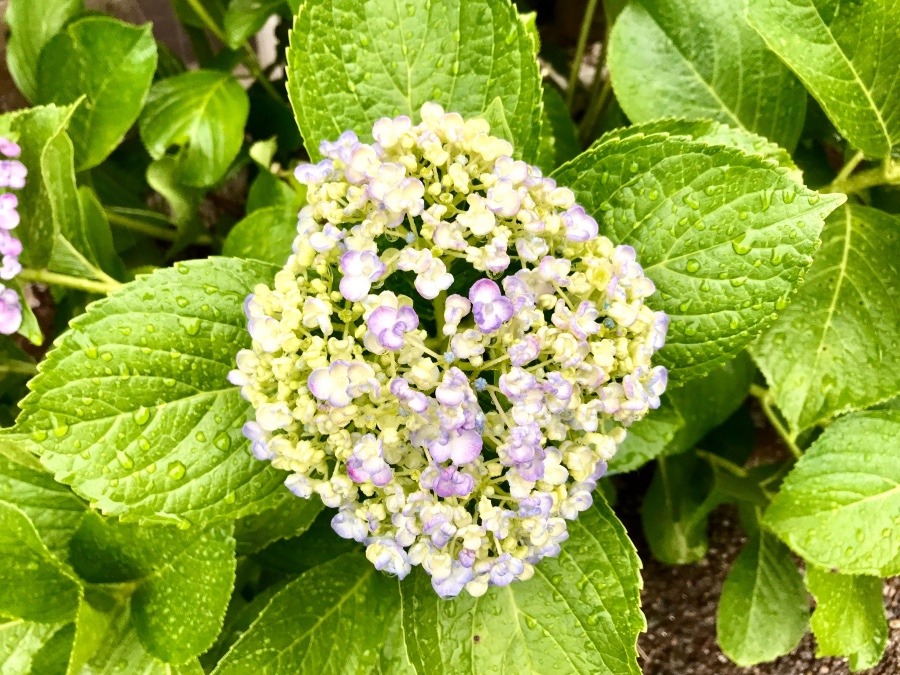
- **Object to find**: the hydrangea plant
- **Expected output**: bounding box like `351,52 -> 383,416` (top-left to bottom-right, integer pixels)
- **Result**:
0,0 -> 897,673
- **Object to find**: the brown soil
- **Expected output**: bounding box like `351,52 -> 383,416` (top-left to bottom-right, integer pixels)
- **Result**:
619,493 -> 900,675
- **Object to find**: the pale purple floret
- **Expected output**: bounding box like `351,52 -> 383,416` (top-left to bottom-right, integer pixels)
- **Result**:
432,563 -> 475,598
503,422 -> 542,464
307,360 -> 377,407
332,508 -> 368,542
0,193 -> 19,230
294,159 -> 334,185
433,466 -> 475,498
367,305 -> 419,350
487,553 -> 525,587
389,377 -> 429,413
0,287 -> 21,335
242,421 -> 275,460
0,138 -> 21,158
346,434 -> 393,487
339,250 -> 386,301
434,366 -> 472,407
319,130 -> 361,164
469,278 -> 513,333
0,160 -> 27,189
561,205 -> 598,242
429,428 -> 483,465
518,492 -> 554,518
368,538 -> 411,579
0,231 -> 22,280
508,335 -> 541,366
516,446 -> 546,482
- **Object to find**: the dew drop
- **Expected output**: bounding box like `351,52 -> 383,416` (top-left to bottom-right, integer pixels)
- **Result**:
731,234 -> 752,255
180,317 -> 202,336
195,431 -> 207,443
686,259 -> 701,273
31,430 -> 48,442
133,406 -> 151,426
138,437 -> 151,451
775,296 -> 789,310
116,451 -> 134,470
167,461 -> 186,481
214,432 -> 232,451
175,296 -> 189,308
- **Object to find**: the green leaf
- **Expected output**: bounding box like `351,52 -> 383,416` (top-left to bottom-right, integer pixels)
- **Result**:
140,70 -> 250,187
400,501 -> 644,674
4,0 -> 83,102
4,104 -> 75,267
764,410 -> 900,576
536,85 -> 580,173
608,0 -> 806,150
223,0 -> 284,48
746,0 -> 900,158
77,597 -> 205,675
0,501 -> 81,624
36,16 -> 158,170
611,352 -> 754,473
233,490 -> 322,556
287,0 -> 543,161
246,170 -> 302,213
806,566 -> 887,671
251,509 -> 360,575
146,157 -> 205,246
212,553 -> 399,674
641,453 -> 715,564
553,130 -> 844,382
752,204 -> 900,433
16,258 -> 289,526
716,531 -> 809,666
222,206 -> 297,265
0,445 -> 85,555
0,620 -> 66,675
69,515 -> 235,663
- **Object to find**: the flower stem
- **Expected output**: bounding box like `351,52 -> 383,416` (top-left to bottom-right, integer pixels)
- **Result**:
826,156 -> 900,195
749,384 -> 803,459
105,208 -> 213,246
0,361 -> 38,377
565,0 -> 599,111
18,269 -> 122,295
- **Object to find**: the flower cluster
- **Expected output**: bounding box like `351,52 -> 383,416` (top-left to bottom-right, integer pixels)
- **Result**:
0,137 -> 25,336
231,104 -> 668,597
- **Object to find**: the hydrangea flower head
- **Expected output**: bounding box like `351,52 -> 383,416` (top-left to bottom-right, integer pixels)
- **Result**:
0,137 -> 25,336
231,104 -> 668,597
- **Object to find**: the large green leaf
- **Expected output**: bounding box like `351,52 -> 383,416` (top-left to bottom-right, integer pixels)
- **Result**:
223,0 -> 284,48
535,85 -> 581,173
4,0 -> 83,102
287,0 -> 543,161
0,501 -> 81,624
400,501 -> 644,674
716,531 -> 809,666
233,490 -> 322,556
36,16 -> 157,170
746,0 -> 900,158
753,205 -> 900,434
807,566 -> 887,671
611,352 -> 754,473
222,207 -> 297,266
139,70 -> 250,187
16,258 -> 288,526
0,443 -> 85,555
553,129 -> 844,382
69,514 -> 235,664
608,0 -> 806,150
0,620 -> 66,674
764,410 -> 900,576
212,554 -> 399,674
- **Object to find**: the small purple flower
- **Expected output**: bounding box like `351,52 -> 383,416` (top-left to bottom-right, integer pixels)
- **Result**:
294,159 -> 334,185
508,335 -> 541,366
518,492 -> 554,518
431,563 -> 474,598
367,305 -> 419,350
469,278 -> 513,333
488,553 -> 525,587
433,466 -> 475,498
0,138 -> 21,158
517,446 -> 546,482
339,250 -> 386,301
537,256 -> 571,284
0,287 -> 22,335
389,377 -> 429,413
502,422 -> 542,464
307,360 -> 378,407
346,434 -> 393,487
552,300 -> 600,340
0,160 -> 27,189
0,231 -> 22,281
498,367 -> 538,400
434,366 -> 473,407
242,421 -> 275,460
0,193 -> 20,230
332,509 -> 368,542
366,538 -> 411,579
429,428 -> 483,465
561,205 -> 598,242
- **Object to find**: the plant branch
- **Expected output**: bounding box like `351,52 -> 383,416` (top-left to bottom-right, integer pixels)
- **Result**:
18,269 -> 122,295
105,209 -> 213,246
0,361 -> 38,377
749,385 -> 803,459
565,0 -> 599,111
825,156 -> 900,195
